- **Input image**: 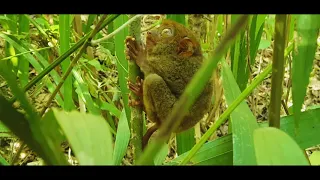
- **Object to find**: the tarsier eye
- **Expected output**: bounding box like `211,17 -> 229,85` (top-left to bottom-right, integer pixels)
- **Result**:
161,28 -> 173,37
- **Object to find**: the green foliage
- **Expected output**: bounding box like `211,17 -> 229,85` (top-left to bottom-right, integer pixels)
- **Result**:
0,14 -> 319,166
253,127 -> 309,165
46,108 -> 114,165
222,59 -> 259,165
114,15 -> 131,124
292,15 -> 320,131
113,110 -> 130,165
59,14 -> 75,112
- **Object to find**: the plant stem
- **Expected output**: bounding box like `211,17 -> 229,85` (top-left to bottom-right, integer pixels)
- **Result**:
127,15 -> 144,162
268,15 -> 287,128
91,14 -> 142,46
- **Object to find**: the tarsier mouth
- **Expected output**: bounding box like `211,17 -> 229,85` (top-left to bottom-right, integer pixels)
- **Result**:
145,30 -> 158,49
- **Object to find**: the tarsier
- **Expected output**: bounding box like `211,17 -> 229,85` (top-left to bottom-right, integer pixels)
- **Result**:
125,19 -> 214,149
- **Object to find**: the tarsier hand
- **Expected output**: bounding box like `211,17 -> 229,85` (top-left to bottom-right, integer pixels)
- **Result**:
125,20 -> 214,149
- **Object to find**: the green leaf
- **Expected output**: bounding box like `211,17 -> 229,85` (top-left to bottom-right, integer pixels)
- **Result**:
253,127 -> 309,165
154,143 -> 169,165
0,121 -> 10,133
176,128 -> 195,155
307,105 -> 320,110
258,39 -> 271,50
250,15 -> 266,65
113,110 -> 130,165
259,108 -> 320,150
114,15 -> 131,123
18,14 -> 30,87
309,151 -> 320,165
0,62 -> 68,165
221,60 -> 258,165
167,134 -> 233,165
59,14 -> 74,112
167,14 -> 186,25
85,15 -> 97,34
0,154 -> 9,165
292,15 -> 319,131
72,70 -> 101,115
41,110 -> 66,144
50,108 -> 114,165
88,59 -> 103,71
35,17 -> 50,29
100,102 -> 121,118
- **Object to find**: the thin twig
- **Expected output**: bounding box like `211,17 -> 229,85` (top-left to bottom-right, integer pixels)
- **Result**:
91,14 -> 143,46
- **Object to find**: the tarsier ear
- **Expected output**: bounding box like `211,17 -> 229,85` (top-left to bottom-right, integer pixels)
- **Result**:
177,37 -> 195,58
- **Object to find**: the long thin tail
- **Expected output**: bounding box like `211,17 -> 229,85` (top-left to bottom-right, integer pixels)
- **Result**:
142,124 -> 158,150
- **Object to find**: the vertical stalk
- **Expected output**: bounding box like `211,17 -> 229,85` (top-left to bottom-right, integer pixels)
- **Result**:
268,15 -> 287,128
127,14 -> 144,161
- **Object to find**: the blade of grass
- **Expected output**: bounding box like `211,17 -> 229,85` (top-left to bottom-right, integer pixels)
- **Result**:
0,154 -> 9,165
167,134 -> 233,165
105,19 -> 115,55
167,14 -> 195,155
6,15 -> 18,69
114,15 -> 131,125
249,15 -> 267,65
292,15 -> 319,132
153,143 -> 169,165
85,15 -> 97,34
59,14 -> 75,111
230,15 -> 248,91
0,46 -> 52,61
176,128 -> 195,155
72,69 -> 101,115
221,59 -> 259,165
113,110 -> 130,165
100,101 -> 121,118
18,14 -> 30,87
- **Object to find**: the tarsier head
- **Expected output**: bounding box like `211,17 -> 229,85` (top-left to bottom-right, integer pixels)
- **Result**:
145,19 -> 202,58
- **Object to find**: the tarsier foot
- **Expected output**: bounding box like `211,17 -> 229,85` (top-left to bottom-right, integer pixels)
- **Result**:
127,76 -> 144,97
128,94 -> 143,107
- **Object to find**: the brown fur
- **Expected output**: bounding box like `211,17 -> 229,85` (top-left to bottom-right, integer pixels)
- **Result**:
125,19 -> 214,148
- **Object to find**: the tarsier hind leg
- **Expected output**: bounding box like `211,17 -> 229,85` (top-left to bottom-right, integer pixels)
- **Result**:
142,73 -> 177,148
